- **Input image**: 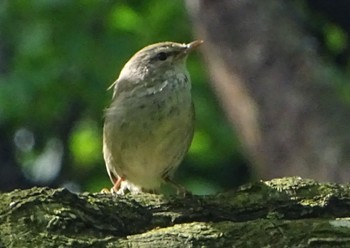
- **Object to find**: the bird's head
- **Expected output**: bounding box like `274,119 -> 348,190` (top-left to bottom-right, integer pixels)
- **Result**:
118,40 -> 203,82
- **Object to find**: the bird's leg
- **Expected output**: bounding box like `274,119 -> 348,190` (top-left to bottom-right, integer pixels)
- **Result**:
101,176 -> 125,194
163,176 -> 191,196
111,176 -> 125,194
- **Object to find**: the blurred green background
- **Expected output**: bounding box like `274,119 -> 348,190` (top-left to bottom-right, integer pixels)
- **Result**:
0,0 -> 247,194
0,0 -> 349,194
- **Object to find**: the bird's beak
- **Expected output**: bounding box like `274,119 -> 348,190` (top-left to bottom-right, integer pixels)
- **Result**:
185,40 -> 204,53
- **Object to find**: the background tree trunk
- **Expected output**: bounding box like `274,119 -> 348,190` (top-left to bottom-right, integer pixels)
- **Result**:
186,0 -> 350,182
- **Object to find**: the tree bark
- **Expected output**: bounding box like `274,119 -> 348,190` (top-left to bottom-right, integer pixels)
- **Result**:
1,177 -> 350,247
186,0 -> 350,182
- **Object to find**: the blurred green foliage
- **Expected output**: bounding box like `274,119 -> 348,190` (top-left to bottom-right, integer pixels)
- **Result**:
0,0 -> 246,194
324,23 -> 347,54
300,0 -> 350,106
2,0 -> 348,194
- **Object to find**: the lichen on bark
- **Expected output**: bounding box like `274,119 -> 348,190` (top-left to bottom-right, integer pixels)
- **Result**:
1,177 -> 350,247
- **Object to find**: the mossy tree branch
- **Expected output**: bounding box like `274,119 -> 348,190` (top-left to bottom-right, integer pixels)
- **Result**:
1,177 -> 350,247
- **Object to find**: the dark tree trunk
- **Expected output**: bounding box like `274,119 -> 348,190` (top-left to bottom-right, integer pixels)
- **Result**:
186,0 -> 350,182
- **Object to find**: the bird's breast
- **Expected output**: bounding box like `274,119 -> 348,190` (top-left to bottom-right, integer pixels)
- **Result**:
107,72 -> 192,120
103,71 -> 194,190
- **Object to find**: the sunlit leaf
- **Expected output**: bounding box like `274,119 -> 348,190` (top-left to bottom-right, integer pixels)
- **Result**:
70,119 -> 102,167
324,23 -> 347,54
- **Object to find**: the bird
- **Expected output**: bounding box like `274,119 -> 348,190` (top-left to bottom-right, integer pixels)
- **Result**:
103,40 -> 203,194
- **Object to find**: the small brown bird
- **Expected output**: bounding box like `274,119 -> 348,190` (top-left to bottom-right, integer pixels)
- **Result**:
103,40 -> 203,194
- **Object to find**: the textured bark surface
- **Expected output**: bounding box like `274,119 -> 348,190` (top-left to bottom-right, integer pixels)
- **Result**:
186,0 -> 350,182
1,177 -> 350,247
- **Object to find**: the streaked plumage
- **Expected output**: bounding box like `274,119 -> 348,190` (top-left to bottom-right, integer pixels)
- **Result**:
103,40 -> 202,194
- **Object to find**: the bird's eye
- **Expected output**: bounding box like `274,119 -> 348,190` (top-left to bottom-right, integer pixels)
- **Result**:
157,52 -> 168,61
